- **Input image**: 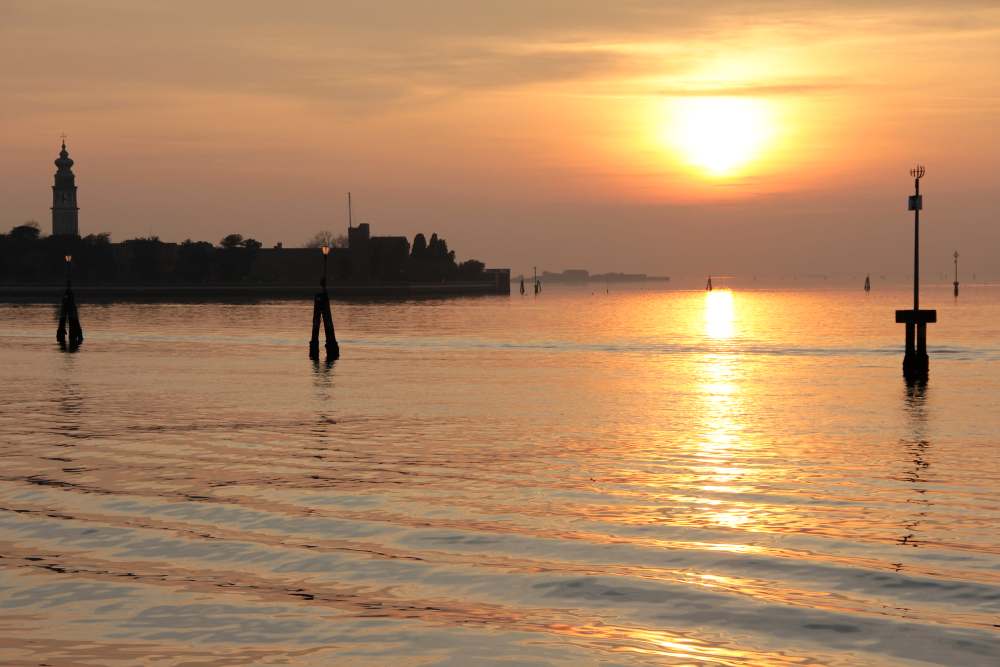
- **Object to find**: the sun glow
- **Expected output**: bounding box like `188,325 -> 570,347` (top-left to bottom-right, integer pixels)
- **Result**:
665,97 -> 775,177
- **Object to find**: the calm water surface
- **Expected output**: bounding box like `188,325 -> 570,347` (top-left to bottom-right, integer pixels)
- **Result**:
1,285 -> 998,666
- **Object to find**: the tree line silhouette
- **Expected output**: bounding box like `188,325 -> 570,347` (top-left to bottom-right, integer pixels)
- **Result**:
0,223 -> 488,285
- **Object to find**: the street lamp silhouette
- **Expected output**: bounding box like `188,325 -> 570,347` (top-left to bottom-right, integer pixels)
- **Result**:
57,253 -> 83,348
895,164 -> 935,381
309,244 -> 339,360
321,244 -> 330,288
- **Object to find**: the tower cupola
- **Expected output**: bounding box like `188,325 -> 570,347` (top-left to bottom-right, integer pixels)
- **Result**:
55,142 -> 75,170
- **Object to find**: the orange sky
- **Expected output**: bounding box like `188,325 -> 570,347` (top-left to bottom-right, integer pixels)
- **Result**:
2,1 -> 998,281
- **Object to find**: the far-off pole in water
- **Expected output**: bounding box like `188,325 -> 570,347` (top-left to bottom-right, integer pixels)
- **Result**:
895,165 -> 936,381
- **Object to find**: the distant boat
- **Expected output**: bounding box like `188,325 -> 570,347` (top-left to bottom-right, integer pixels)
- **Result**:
706,275 -> 713,291
864,275 -> 871,293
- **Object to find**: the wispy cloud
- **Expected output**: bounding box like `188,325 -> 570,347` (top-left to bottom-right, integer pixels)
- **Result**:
656,81 -> 861,97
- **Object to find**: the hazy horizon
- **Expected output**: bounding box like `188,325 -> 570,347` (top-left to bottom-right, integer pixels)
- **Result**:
2,1 -> 998,279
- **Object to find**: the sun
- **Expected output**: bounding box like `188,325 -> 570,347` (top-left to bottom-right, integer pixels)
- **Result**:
664,97 -> 775,177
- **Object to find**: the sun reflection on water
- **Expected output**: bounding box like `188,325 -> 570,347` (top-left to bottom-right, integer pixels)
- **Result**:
705,289 -> 735,340
698,290 -> 760,531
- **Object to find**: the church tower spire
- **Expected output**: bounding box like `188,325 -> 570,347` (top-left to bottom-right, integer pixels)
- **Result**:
52,137 -> 80,237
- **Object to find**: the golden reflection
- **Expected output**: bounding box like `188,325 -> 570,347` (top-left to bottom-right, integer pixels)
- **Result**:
696,290 -> 764,531
697,353 -> 743,462
704,289 -> 734,340
606,625 -> 805,665
553,622 -> 789,665
712,510 -> 752,528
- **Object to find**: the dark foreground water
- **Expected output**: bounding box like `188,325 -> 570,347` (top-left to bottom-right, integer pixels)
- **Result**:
1,285 -> 998,666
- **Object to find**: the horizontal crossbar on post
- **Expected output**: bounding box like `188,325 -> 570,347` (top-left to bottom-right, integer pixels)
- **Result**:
895,309 -> 937,324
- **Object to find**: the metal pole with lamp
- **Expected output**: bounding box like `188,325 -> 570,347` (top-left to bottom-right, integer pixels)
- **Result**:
895,165 -> 935,381
309,245 -> 339,359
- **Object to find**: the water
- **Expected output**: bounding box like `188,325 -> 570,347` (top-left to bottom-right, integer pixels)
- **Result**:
1,285 -> 998,666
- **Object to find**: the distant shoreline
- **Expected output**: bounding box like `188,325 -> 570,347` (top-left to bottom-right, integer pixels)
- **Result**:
539,276 -> 671,284
0,282 -> 508,302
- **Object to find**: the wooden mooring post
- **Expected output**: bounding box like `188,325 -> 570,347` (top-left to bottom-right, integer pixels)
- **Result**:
56,254 -> 83,348
309,245 -> 340,360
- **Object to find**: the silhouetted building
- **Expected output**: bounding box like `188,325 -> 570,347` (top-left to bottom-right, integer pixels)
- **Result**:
483,268 -> 512,292
52,141 -> 80,237
348,223 -> 371,280
539,268 -> 669,283
369,235 -> 410,282
0,148 -> 511,294
542,269 -> 589,282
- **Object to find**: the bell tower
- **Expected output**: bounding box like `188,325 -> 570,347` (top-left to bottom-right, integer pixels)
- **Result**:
51,138 -> 79,237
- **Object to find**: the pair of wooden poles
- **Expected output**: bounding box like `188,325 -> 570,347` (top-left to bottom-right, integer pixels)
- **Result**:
53,254 -> 338,359
309,246 -> 340,359
57,255 -> 83,348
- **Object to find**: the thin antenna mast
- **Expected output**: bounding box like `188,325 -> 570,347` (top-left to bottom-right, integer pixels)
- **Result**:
348,192 -> 353,229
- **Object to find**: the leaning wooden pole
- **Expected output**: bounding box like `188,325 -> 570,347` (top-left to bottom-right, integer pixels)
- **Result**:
309,293 -> 323,359
67,290 -> 83,346
320,291 -> 339,359
56,293 -> 69,345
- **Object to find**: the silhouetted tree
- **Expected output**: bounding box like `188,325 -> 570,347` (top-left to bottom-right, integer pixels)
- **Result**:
220,233 -> 244,248
10,221 -> 41,241
76,232 -> 117,282
458,259 -> 485,279
305,231 -> 348,248
177,239 -> 214,282
242,238 -> 262,250
411,233 -> 427,258
405,232 -> 460,282
123,236 -> 165,283
82,232 -> 111,244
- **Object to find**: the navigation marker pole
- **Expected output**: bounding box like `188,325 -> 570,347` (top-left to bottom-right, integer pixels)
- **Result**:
895,165 -> 935,381
953,251 -> 959,298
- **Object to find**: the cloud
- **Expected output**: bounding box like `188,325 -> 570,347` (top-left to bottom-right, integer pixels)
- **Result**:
3,0 -> 997,115
656,81 -> 860,98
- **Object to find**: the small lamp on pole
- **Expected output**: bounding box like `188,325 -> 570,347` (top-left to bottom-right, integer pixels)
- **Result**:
64,254 -> 73,288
